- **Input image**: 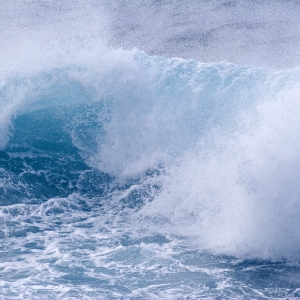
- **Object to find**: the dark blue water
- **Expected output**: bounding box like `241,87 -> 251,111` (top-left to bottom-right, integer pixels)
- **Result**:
1,1 -> 300,299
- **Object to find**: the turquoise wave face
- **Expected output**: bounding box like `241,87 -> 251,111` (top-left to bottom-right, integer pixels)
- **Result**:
1,52 -> 291,171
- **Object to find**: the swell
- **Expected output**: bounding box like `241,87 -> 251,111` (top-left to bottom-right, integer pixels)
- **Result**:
1,50 -> 300,260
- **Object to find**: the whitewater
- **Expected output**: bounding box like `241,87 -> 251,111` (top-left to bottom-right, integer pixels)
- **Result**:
1,0 -> 300,299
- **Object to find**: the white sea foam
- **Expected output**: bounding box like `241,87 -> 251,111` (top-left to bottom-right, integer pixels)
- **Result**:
138,82 -> 300,261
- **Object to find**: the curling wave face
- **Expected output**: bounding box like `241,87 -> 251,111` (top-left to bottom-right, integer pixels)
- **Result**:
1,50 -> 300,262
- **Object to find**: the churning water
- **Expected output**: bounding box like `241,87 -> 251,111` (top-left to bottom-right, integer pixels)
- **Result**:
1,0 -> 300,299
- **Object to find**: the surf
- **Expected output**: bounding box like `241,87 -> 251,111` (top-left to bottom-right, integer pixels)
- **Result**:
2,0 -> 300,299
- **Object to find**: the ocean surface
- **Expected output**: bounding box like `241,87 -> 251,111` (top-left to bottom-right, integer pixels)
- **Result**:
1,0 -> 300,299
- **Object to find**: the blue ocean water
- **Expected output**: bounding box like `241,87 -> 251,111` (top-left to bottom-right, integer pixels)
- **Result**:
1,0 -> 300,299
